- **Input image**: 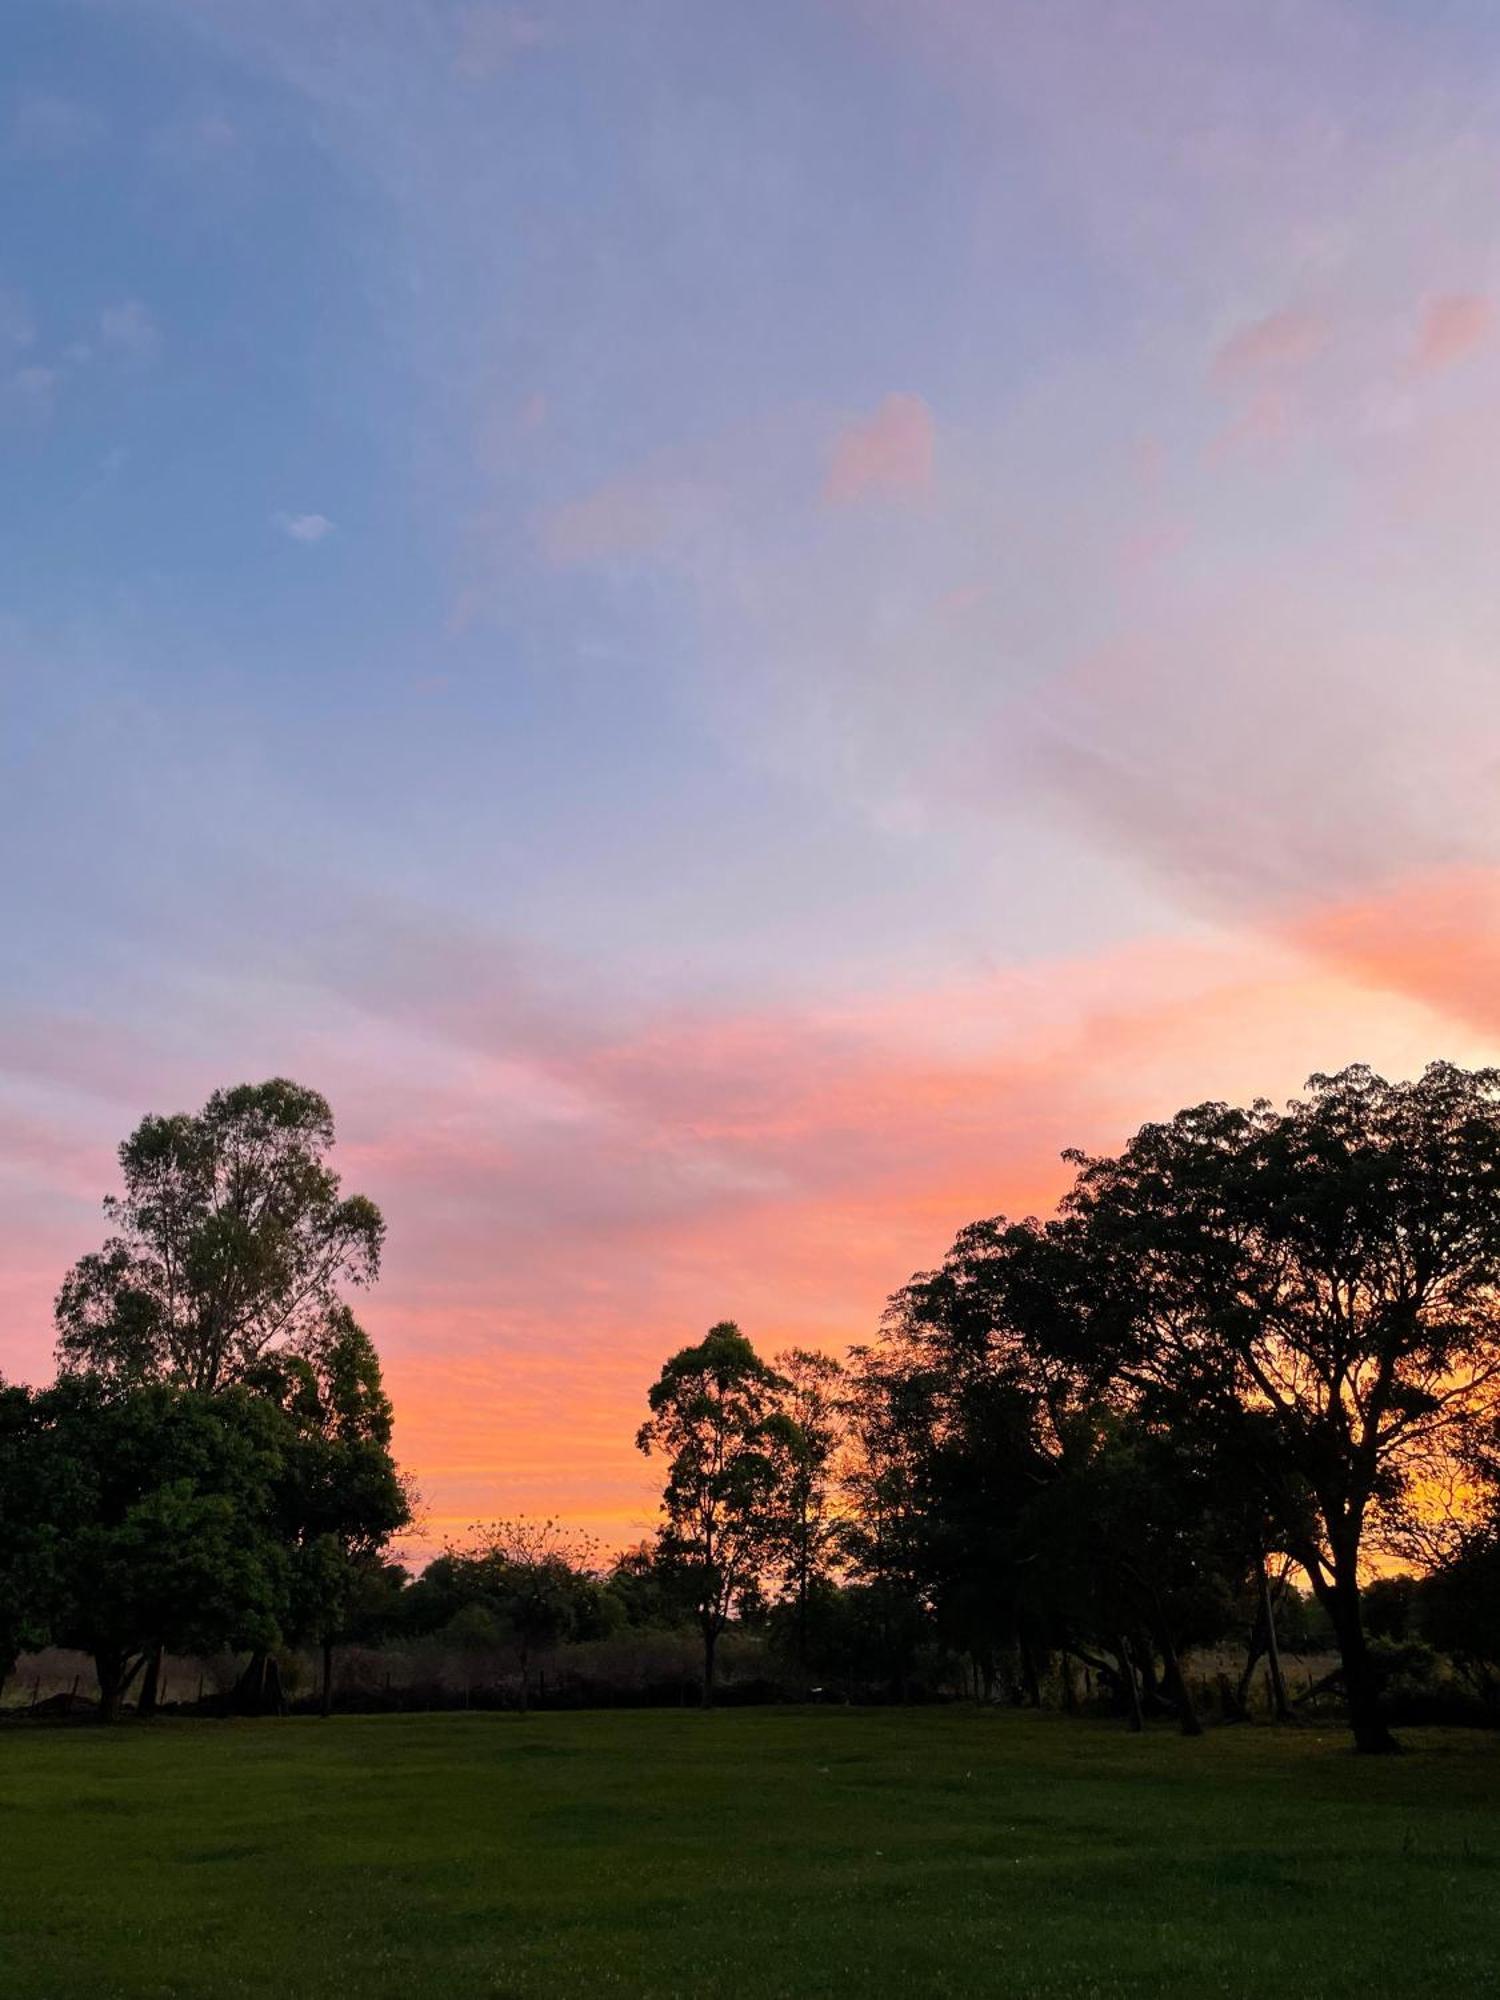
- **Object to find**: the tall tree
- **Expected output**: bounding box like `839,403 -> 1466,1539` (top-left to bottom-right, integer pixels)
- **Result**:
637,1323 -> 794,1705
1066,1062 -> 1500,1752
771,1348 -> 847,1670
55,1079 -> 384,1394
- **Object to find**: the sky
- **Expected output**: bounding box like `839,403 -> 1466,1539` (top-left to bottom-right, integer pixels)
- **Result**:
6,0 -> 1500,1552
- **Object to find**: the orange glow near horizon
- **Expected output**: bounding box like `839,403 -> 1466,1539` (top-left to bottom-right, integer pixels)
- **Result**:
4,871 -> 1499,1561
333,875 -> 1500,1557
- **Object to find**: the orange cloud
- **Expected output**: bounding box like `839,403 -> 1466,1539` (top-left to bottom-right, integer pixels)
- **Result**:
1413,293 -> 1493,373
1285,865 -> 1500,1037
823,393 -> 935,505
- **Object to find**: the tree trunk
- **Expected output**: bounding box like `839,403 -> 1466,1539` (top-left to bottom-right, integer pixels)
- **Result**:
1019,1637 -> 1042,1709
518,1636 -> 530,1716
137,1644 -> 164,1720
1235,1621 -> 1266,1715
321,1639 -> 335,1719
1135,1644 -> 1167,1714
1323,1557 -> 1398,1754
234,1650 -> 286,1718
96,1649 -> 125,1725
1118,1637 -> 1144,1733
1158,1625 -> 1202,1737
1260,1562 -> 1293,1724
95,1648 -> 145,1724
702,1622 -> 717,1709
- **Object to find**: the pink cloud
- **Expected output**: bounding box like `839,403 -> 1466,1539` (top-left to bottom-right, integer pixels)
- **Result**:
1211,308 -> 1329,384
823,393 -> 935,505
1209,384 -> 1292,460
1285,865 -> 1500,1039
1414,293 -> 1493,373
538,468 -> 708,566
540,478 -> 672,565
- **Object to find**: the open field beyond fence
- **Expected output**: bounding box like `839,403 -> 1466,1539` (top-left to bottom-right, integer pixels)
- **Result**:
2,1709 -> 1498,1998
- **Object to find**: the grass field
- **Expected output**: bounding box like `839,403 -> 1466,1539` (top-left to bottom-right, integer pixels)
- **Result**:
2,1710 -> 1498,1998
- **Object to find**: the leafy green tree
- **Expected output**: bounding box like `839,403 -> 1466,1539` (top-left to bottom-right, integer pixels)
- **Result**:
55,1080 -> 384,1393
245,1309 -> 410,1714
36,1378 -> 289,1719
637,1323 -> 794,1705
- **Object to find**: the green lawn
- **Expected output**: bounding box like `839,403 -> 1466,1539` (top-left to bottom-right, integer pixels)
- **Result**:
1,1709 -> 1497,1998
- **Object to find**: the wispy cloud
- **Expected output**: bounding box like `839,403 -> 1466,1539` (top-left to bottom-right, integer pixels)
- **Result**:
1211,307 -> 1330,383
0,290 -> 36,352
2,365 -> 58,425
823,393 -> 935,505
276,511 -> 336,543
98,299 -> 161,367
452,5 -> 546,80
1413,293 -> 1493,373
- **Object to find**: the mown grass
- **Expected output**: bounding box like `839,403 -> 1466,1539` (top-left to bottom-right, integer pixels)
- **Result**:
1,1708 -> 1497,1997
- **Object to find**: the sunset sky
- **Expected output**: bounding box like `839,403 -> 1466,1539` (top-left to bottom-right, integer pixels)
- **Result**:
6,0 -> 1500,1550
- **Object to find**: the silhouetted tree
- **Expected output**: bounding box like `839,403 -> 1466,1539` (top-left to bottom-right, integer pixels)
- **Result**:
0,1381 -> 59,1691
246,1309 -> 410,1714
1065,1062 -> 1500,1751
604,1542 -> 699,1631
637,1323 -> 794,1705
771,1348 -> 847,1670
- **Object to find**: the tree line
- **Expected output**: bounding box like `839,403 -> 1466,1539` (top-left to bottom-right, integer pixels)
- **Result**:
7,1064 -> 1500,1752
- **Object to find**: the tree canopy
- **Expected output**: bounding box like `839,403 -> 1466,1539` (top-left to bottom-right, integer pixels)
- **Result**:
55,1079 -> 384,1393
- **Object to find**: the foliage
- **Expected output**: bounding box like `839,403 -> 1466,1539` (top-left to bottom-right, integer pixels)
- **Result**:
636,1323 -> 797,1701
432,1518 -> 610,1709
55,1079 -> 384,1392
245,1309 -> 410,1671
34,1377 -> 290,1716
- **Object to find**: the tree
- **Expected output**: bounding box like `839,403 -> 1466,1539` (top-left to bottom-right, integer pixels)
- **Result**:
246,1309 -> 410,1715
440,1519 -> 604,1711
36,1377 -> 289,1719
636,1323 -> 794,1705
1065,1062 -> 1500,1752
771,1349 -> 847,1671
0,1381 -> 61,1690
55,1080 -> 384,1394
839,1345 -> 943,1700
603,1542 -> 699,1631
